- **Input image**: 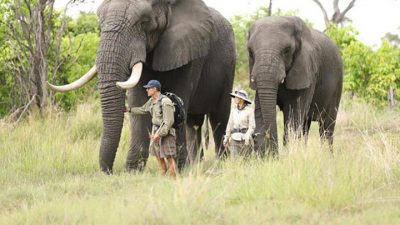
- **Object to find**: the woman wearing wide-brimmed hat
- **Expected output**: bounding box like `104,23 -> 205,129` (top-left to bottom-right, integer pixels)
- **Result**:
223,90 -> 255,158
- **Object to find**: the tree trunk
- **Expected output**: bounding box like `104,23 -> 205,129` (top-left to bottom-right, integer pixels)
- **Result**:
268,0 -> 272,16
388,86 -> 395,110
5,0 -> 74,118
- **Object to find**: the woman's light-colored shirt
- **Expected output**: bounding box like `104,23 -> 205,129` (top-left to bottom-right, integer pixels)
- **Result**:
225,104 -> 255,141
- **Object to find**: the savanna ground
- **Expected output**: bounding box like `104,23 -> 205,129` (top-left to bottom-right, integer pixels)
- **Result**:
1,98 -> 399,224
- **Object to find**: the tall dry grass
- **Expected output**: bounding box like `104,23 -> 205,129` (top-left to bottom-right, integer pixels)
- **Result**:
0,98 -> 399,224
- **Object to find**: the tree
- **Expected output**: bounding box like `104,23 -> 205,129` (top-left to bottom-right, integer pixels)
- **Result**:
326,24 -> 400,107
367,41 -> 400,107
68,12 -> 99,36
312,0 -> 356,27
54,32 -> 99,110
1,0 -> 85,119
268,0 -> 273,16
383,31 -> 400,47
7,0 -> 61,111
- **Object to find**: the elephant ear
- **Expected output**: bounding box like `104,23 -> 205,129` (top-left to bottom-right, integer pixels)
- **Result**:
285,17 -> 318,90
151,0 -> 214,71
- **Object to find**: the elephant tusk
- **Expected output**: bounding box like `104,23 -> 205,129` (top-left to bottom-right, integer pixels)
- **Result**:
281,78 -> 285,84
47,65 -> 97,92
116,62 -> 143,89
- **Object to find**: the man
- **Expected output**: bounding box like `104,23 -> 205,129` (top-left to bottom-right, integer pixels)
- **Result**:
125,80 -> 177,178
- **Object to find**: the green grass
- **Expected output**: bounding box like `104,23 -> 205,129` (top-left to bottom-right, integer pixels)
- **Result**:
0,99 -> 399,224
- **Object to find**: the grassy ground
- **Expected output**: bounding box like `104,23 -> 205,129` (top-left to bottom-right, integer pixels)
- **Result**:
0,99 -> 399,224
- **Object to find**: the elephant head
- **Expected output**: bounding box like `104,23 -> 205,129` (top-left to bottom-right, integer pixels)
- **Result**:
247,16 -> 318,153
47,0 -> 216,173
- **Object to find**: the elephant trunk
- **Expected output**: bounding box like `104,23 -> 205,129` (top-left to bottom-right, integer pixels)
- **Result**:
96,35 -> 133,173
253,54 -> 284,156
256,81 -> 279,155
98,81 -> 125,173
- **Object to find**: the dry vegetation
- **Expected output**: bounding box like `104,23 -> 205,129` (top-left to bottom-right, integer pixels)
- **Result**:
0,98 -> 399,224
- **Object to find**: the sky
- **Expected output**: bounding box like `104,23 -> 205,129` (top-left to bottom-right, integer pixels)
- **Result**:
56,0 -> 400,46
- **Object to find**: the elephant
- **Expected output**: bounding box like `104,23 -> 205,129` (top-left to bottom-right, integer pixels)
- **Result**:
47,0 -> 235,173
247,16 -> 343,156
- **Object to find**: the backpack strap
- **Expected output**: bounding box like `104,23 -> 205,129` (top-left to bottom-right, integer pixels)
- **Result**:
158,95 -> 165,115
159,94 -> 172,114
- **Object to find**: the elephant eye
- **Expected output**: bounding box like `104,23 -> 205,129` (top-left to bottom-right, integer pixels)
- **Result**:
141,16 -> 150,23
248,48 -> 254,59
283,47 -> 291,56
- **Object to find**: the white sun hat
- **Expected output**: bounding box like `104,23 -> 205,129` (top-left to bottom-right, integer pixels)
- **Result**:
229,90 -> 252,104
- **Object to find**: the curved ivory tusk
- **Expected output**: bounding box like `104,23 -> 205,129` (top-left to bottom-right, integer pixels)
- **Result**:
46,65 -> 97,92
116,62 -> 143,89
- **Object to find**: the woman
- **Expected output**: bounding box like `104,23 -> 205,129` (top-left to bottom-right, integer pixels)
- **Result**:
223,90 -> 255,158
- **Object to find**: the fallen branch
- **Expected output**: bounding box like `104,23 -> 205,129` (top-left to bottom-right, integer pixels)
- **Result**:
16,94 -> 36,123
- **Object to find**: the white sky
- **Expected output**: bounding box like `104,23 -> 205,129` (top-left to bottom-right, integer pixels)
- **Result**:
56,0 -> 400,46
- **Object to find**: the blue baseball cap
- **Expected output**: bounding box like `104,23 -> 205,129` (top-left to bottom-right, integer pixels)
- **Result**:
143,80 -> 161,90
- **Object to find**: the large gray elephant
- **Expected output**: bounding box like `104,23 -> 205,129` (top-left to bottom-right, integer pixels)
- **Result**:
48,0 -> 235,173
247,16 -> 343,156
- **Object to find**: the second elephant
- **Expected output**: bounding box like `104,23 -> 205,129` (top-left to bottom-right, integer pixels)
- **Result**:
247,16 -> 343,155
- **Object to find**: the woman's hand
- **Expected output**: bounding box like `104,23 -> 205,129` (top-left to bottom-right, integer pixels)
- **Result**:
124,105 -> 130,113
223,136 -> 229,147
244,135 -> 251,146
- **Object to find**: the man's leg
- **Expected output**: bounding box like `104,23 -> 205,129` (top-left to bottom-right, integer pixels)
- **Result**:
156,157 -> 167,175
167,156 -> 177,179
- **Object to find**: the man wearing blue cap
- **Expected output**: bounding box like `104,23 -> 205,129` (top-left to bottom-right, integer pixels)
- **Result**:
125,80 -> 177,178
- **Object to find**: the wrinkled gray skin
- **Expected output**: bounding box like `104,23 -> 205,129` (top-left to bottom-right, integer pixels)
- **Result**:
247,16 -> 343,156
96,0 -> 235,173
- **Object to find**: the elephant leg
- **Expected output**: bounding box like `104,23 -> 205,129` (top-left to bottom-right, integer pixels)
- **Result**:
176,124 -> 188,170
303,117 -> 312,144
186,114 -> 205,164
125,85 -> 152,172
318,108 -> 338,150
283,104 -> 302,145
209,102 -> 230,159
126,115 -> 151,172
283,108 -> 290,146
283,97 -> 308,145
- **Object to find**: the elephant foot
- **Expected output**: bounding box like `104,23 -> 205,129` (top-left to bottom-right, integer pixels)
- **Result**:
100,167 -> 113,175
125,158 -> 147,172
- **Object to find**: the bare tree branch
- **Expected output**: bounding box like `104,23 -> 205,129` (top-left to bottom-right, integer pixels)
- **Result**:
312,0 -> 330,25
16,94 -> 36,123
312,0 -> 357,27
339,0 -> 356,22
3,0 -> 87,116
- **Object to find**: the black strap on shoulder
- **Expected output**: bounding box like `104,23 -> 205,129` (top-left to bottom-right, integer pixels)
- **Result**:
159,95 -> 165,114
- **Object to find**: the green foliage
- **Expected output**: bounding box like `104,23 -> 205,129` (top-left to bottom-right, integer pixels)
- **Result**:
383,32 -> 400,47
341,40 -> 374,96
230,7 -> 269,76
50,12 -> 100,111
0,1 -> 14,116
367,41 -> 400,106
325,24 -> 359,49
326,25 -> 400,107
68,12 -> 99,35
0,2 -> 100,116
54,32 -> 100,110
